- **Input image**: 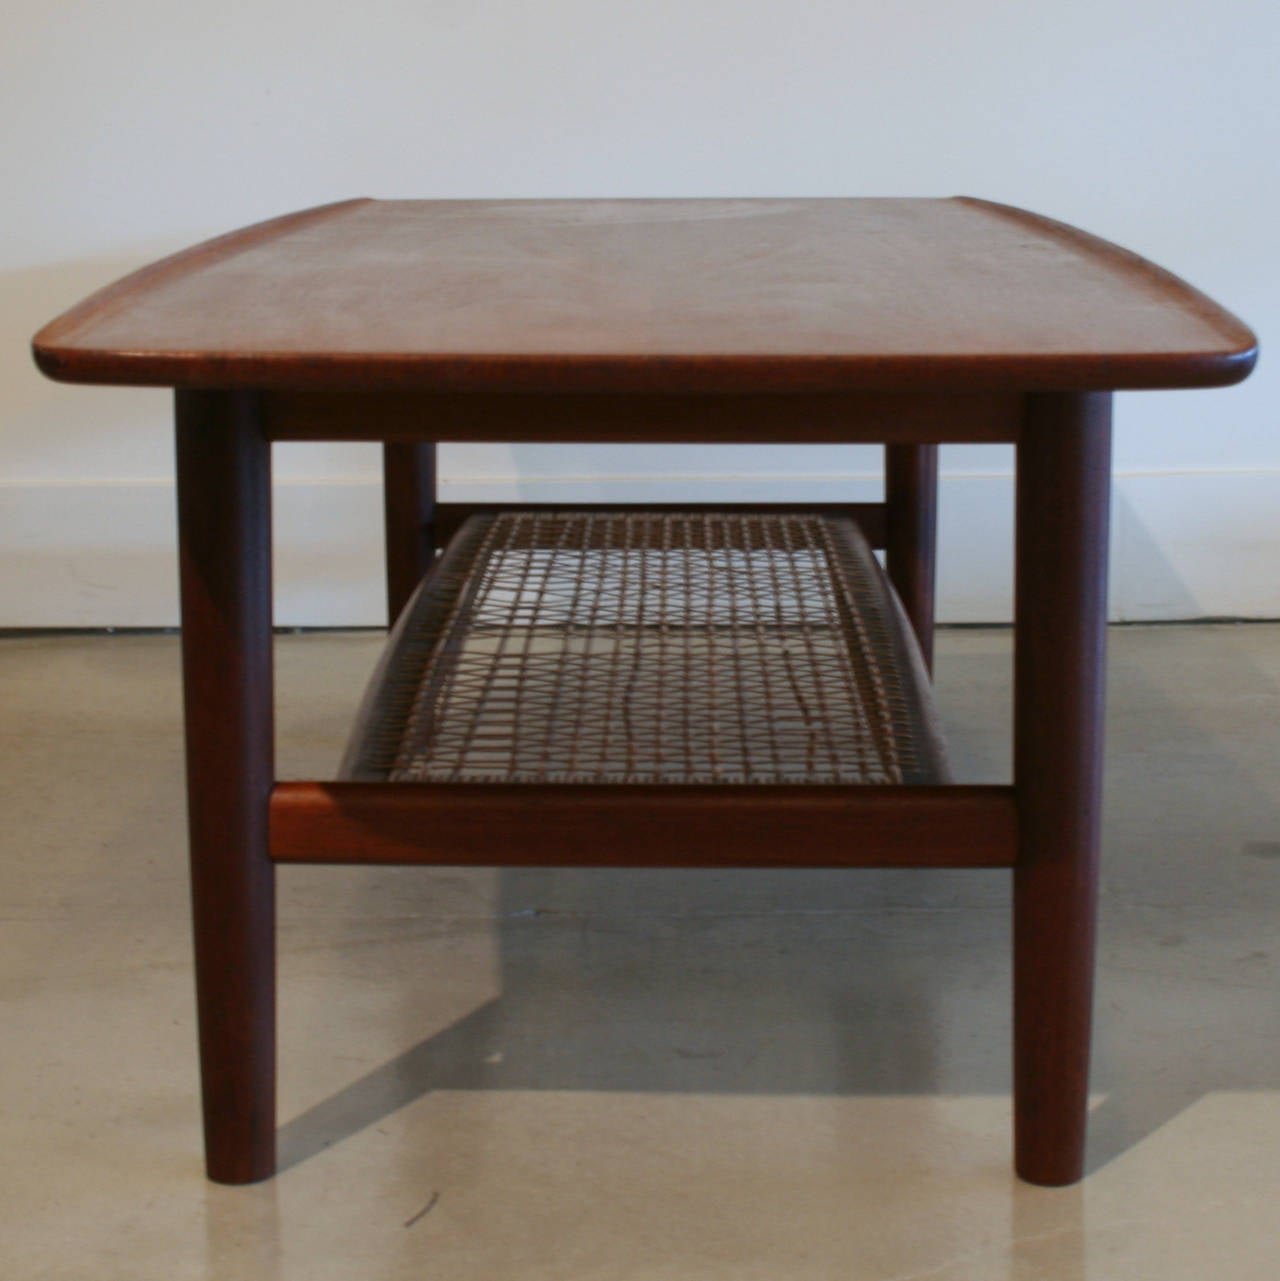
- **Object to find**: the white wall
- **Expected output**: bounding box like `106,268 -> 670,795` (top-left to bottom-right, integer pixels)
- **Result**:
2,0 -> 1275,625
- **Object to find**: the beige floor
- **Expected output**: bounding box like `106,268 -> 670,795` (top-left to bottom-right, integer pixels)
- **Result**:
2,625 -> 1279,1280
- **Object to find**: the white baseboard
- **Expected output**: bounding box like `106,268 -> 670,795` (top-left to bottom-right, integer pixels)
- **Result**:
1,472 -> 1277,626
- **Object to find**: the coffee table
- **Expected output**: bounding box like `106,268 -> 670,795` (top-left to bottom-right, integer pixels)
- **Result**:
32,197 -> 1257,1186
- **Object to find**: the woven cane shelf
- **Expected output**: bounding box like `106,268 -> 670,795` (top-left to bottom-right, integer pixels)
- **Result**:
341,510 -> 950,787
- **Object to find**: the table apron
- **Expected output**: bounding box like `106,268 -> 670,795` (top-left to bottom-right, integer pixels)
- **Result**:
260,389 -> 1023,444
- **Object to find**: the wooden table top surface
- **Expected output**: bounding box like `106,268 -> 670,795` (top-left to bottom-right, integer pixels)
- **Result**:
33,197 -> 1257,394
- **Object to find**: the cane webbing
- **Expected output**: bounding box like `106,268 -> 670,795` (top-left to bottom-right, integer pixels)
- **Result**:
342,510 -> 948,785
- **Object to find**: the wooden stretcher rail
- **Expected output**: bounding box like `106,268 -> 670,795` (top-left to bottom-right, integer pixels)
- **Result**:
269,782 -> 1017,868
433,501 -> 888,549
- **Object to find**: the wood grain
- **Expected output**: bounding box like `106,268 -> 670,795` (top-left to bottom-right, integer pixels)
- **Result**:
1012,392 -> 1112,1186
175,391 -> 276,1185
269,782 -> 1017,869
260,389 -> 1023,444
383,442 -> 436,623
886,443 -> 939,670
33,198 -> 1256,393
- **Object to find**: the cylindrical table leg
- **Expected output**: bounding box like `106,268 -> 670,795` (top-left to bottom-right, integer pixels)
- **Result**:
886,443 -> 939,671
383,442 -> 437,624
175,390 -> 276,1184
1012,392 -> 1112,1185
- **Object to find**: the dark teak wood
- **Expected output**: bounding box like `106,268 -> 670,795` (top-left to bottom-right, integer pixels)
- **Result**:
886,443 -> 940,670
31,199 -> 1257,1188
269,783 -> 1017,869
260,389 -> 1022,445
1013,393 -> 1112,1185
175,390 -> 276,1184
382,441 -> 436,623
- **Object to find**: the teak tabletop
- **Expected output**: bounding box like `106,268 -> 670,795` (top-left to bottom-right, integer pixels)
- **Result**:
33,197 -> 1256,394
31,198 -> 1257,1192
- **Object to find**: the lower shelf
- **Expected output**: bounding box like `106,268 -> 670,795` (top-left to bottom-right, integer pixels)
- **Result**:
341,509 -> 950,786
